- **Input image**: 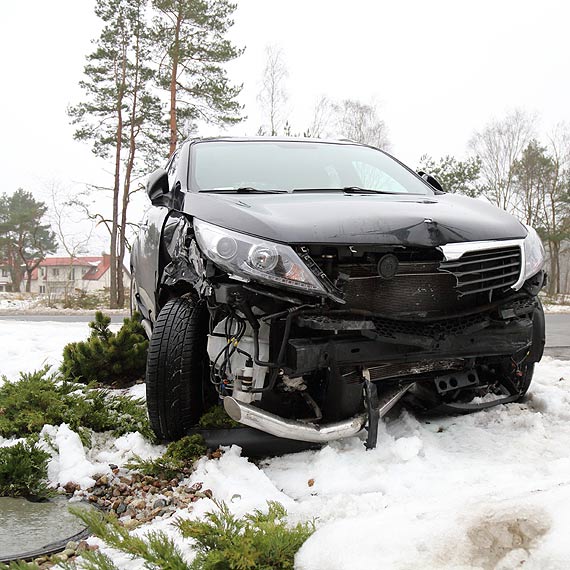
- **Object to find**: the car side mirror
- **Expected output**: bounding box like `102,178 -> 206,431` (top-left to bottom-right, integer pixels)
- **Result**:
147,168 -> 169,203
417,171 -> 445,193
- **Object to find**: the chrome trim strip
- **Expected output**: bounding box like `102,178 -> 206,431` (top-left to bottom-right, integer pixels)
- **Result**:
439,239 -> 526,291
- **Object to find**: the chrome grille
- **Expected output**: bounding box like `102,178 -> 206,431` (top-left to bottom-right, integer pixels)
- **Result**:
439,246 -> 522,297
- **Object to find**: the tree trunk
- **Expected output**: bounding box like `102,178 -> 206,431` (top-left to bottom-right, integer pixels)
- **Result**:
11,272 -> 21,292
110,42 -> 127,309
554,242 -> 561,294
168,11 -> 182,155
118,14 -> 142,309
7,247 -> 21,292
548,241 -> 558,296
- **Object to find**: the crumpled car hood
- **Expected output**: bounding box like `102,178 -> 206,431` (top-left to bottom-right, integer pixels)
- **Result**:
184,192 -> 527,246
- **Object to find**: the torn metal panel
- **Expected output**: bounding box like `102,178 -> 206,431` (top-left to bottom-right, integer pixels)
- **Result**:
161,215 -> 210,295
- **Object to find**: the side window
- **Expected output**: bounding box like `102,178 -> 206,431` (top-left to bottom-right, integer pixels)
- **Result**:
167,151 -> 180,189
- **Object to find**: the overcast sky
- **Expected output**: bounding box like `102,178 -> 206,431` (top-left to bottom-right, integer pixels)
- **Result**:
1,0 -> 569,249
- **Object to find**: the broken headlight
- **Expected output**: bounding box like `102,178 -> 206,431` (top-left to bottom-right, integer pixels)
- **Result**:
522,225 -> 545,280
193,219 -> 326,294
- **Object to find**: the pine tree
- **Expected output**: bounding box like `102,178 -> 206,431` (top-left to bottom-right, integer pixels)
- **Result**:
69,0 -> 166,308
417,155 -> 482,197
61,312 -> 148,386
0,189 -> 57,292
152,0 -> 244,153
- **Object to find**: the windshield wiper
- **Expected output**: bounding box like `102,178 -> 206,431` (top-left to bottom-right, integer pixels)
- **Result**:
293,187 -> 397,195
200,187 -> 287,194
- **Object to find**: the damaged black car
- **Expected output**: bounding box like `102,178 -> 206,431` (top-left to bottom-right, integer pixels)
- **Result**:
131,137 -> 546,449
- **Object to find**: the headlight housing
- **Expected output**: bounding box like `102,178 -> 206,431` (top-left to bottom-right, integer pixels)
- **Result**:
522,225 -> 545,280
193,219 -> 326,294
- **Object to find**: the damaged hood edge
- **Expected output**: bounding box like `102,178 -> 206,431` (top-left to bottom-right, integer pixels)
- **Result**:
184,192 -> 527,247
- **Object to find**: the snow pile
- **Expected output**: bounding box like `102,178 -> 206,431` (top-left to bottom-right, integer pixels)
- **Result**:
42,424 -> 109,489
39,425 -> 164,490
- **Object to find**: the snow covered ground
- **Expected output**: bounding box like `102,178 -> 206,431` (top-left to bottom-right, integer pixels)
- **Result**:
2,319 -> 570,568
543,303 -> 570,314
0,294 -> 41,312
0,320 -> 121,383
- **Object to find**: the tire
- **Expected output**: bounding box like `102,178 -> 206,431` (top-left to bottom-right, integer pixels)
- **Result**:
146,297 -> 210,441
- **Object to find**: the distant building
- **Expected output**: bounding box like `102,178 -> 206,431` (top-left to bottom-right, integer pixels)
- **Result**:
0,255 -> 130,296
0,265 -> 10,292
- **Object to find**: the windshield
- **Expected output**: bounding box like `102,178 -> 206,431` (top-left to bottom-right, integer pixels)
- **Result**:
190,140 -> 433,195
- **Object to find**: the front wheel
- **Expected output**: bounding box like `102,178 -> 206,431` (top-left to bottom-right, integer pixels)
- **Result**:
146,297 -> 210,440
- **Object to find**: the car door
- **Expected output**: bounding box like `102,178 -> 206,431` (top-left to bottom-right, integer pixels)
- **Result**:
132,151 -> 180,322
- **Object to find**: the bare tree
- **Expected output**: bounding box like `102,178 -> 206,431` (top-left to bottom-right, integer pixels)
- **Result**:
332,99 -> 390,149
49,184 -> 95,256
258,45 -> 289,135
47,181 -> 96,303
306,95 -> 332,138
541,124 -> 570,294
469,109 -> 536,212
511,140 -> 552,227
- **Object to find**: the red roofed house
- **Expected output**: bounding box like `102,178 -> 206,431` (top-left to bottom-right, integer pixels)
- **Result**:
28,255 -> 130,298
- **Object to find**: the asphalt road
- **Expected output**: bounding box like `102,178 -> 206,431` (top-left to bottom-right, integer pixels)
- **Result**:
0,312 -> 568,357
543,314 -> 570,359
0,313 -> 127,324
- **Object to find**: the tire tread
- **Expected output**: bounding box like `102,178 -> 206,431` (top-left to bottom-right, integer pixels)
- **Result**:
146,297 -> 207,440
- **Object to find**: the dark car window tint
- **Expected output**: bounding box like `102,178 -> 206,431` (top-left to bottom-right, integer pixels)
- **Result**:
190,141 -> 432,195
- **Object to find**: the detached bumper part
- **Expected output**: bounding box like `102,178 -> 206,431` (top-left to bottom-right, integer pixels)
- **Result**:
224,381 -> 413,447
224,396 -> 367,443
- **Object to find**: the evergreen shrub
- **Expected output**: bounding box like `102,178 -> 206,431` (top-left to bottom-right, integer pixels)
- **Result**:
72,500 -> 314,570
0,441 -> 53,499
60,312 -> 148,387
198,405 -> 240,429
0,367 -> 153,441
126,434 -> 207,479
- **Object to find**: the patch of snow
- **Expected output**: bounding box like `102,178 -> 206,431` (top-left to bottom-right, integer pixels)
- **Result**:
0,297 -> 39,311
92,431 -> 164,465
0,436 -> 26,448
125,382 -> 146,400
543,304 -> 570,314
39,425 -> 165,489
0,320 -> 120,383
188,446 -> 294,517
41,424 -> 109,489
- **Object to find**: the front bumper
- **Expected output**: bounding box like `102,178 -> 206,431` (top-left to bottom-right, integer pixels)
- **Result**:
284,301 -> 543,377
